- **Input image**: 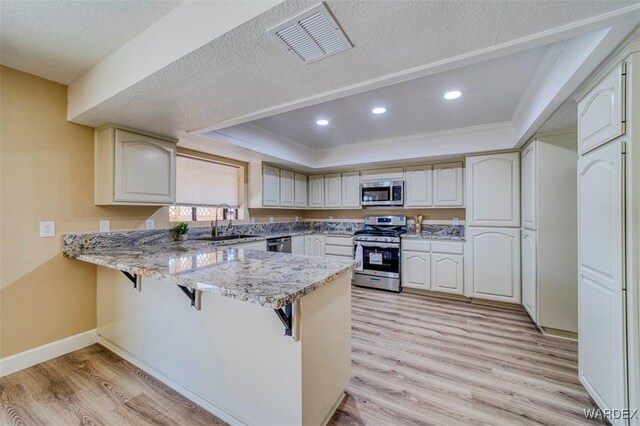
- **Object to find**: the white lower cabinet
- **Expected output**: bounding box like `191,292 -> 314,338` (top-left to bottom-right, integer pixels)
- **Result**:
465,227 -> 521,303
521,229 -> 537,321
324,235 -> 354,259
292,236 -> 305,255
431,254 -> 464,295
401,240 -> 464,294
402,251 -> 431,289
304,234 -> 326,257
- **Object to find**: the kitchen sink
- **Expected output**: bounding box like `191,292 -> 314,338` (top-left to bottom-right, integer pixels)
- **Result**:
195,234 -> 259,242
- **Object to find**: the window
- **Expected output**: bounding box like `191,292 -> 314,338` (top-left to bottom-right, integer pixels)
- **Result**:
170,155 -> 243,222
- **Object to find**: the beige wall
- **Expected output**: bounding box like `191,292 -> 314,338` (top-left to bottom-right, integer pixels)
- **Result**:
0,66 -> 162,357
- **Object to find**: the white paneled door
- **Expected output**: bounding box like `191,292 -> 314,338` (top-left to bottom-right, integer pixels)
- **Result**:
577,64 -> 625,155
433,162 -> 463,207
262,165 -> 280,206
465,153 -> 520,227
578,141 -> 626,421
465,227 -> 521,303
521,142 -> 537,230
521,229 -> 537,322
279,169 -> 295,207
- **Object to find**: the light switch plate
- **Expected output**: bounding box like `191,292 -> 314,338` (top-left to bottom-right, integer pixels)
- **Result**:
39,221 -> 55,238
99,220 -> 110,232
145,219 -> 155,230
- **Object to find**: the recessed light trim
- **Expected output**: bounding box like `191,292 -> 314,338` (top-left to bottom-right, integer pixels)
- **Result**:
372,107 -> 387,114
444,90 -> 462,100
316,119 -> 329,126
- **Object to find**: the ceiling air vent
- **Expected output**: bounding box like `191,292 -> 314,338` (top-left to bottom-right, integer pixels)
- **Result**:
268,3 -> 352,64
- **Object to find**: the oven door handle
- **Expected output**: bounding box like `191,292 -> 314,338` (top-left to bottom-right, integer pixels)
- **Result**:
354,242 -> 400,249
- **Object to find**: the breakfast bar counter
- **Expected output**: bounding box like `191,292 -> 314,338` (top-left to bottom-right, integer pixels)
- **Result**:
64,241 -> 356,426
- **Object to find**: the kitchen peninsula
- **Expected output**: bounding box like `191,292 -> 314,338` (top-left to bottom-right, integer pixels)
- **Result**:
64,234 -> 357,425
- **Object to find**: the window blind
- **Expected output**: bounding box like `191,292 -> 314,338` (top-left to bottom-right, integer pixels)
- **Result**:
176,156 -> 240,206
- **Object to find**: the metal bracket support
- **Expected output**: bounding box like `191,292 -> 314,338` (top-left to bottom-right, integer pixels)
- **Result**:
122,271 -> 142,292
178,285 -> 202,310
274,304 -> 293,337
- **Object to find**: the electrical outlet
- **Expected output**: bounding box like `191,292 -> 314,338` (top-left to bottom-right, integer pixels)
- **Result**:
269,217 -> 274,223
329,216 -> 333,220
39,221 -> 55,238
145,219 -> 155,230
452,217 -> 460,225
250,217 -> 256,224
99,220 -> 110,232
295,216 -> 299,222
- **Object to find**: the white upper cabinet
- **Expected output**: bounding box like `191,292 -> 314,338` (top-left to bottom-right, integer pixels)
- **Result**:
324,173 -> 342,208
466,227 -> 521,303
294,173 -> 307,207
279,169 -> 295,207
262,164 -> 280,206
433,162 -> 463,206
521,229 -> 537,322
577,64 -> 625,155
521,142 -> 537,230
466,153 -> 520,227
95,126 -> 177,205
404,165 -> 433,207
341,171 -> 361,208
308,175 -> 324,208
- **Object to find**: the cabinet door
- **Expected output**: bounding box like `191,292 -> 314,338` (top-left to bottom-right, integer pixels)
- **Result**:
431,254 -> 463,295
521,142 -> 537,230
114,130 -> 176,204
577,64 -> 625,155
404,166 -> 433,207
577,141 -> 625,416
324,173 -> 342,208
279,169 -> 295,207
466,227 -> 521,303
341,172 -> 361,208
313,235 -> 326,256
308,175 -> 324,208
465,153 -> 520,227
433,162 -> 463,206
521,229 -> 537,322
402,251 -> 430,289
294,173 -> 307,207
291,236 -> 305,255
262,165 -> 280,206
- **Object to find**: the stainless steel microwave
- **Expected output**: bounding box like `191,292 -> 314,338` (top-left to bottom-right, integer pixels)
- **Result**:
361,180 -> 404,206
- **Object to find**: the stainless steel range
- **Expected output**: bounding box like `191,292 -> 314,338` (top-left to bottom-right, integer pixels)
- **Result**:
353,215 -> 406,292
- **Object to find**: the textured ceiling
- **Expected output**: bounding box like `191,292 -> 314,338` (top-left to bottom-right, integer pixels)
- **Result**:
69,0 -> 639,138
215,46 -> 547,149
0,0 -> 182,84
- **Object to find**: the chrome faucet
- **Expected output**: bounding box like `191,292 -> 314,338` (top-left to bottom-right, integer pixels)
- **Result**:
211,203 -> 233,238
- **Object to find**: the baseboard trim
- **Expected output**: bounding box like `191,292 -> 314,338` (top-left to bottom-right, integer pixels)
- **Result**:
539,326 -> 578,341
98,336 -> 246,426
0,329 -> 98,377
321,391 -> 346,426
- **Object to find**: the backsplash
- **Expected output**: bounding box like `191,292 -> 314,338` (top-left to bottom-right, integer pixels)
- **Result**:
63,221 -> 462,251
407,224 -> 465,238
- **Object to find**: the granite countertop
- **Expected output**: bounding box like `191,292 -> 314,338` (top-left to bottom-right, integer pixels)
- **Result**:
402,232 -> 465,241
65,242 -> 358,309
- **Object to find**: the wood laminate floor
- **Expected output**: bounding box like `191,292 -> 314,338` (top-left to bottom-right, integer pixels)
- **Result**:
0,288 -> 602,425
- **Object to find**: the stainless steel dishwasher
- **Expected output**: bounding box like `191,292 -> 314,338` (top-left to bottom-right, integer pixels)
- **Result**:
267,236 -> 292,253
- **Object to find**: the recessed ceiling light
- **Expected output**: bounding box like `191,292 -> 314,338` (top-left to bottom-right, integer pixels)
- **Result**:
316,119 -> 329,126
372,107 -> 386,114
444,91 -> 462,100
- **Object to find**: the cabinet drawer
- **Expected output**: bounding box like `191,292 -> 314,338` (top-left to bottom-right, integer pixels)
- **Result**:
325,245 -> 353,257
402,240 -> 430,252
431,241 -> 464,255
326,235 -> 354,246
